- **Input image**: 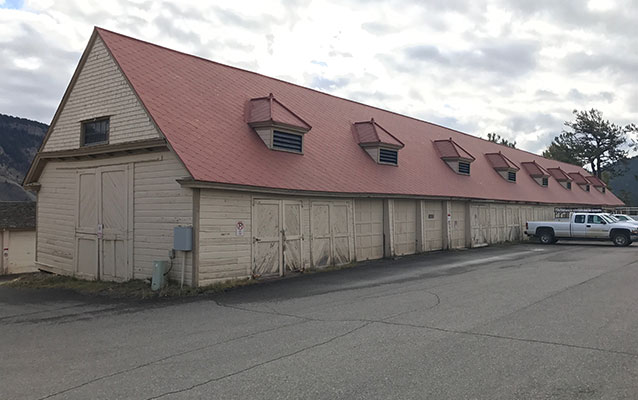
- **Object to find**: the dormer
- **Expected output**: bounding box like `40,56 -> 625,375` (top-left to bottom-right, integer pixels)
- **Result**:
485,152 -> 520,182
547,167 -> 573,190
521,161 -> 551,187
247,93 -> 311,154
353,118 -> 404,166
433,138 -> 475,175
568,172 -> 591,192
585,175 -> 607,193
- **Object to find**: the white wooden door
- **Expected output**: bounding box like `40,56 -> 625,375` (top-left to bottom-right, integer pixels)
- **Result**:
100,166 -> 130,281
253,200 -> 282,277
282,201 -> 304,272
310,201 -> 353,268
74,166 -> 130,281
75,170 -> 99,279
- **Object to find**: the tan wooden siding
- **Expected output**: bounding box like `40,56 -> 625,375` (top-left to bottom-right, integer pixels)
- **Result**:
133,152 -> 192,284
198,190 -> 252,285
354,199 -> 384,261
37,162 -> 76,272
471,203 -> 555,245
393,199 -> 417,256
43,36 -> 160,152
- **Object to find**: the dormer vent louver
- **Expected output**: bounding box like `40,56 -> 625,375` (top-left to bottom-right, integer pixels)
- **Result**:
547,167 -> 573,190
485,152 -> 519,182
247,93 -> 311,153
433,138 -> 475,175
521,161 -> 550,187
353,118 -> 404,166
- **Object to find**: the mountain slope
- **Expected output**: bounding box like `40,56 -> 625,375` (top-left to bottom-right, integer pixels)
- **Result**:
0,113 -> 48,201
609,156 -> 638,206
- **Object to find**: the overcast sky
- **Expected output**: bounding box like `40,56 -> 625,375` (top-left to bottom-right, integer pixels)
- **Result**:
1,0 -> 636,154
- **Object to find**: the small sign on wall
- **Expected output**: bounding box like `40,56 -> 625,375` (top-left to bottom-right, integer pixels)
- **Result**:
236,221 -> 245,236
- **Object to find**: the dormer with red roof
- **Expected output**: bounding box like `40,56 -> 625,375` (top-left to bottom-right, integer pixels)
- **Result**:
433,138 -> 475,175
247,93 -> 311,154
353,118 -> 404,165
485,152 -> 520,182
585,175 -> 607,194
547,167 -> 573,190
568,172 -> 591,192
521,161 -> 551,187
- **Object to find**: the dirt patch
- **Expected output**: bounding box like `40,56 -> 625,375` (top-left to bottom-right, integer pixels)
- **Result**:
0,272 -> 256,299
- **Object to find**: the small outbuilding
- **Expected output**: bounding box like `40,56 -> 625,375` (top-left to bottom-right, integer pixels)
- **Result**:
24,28 -> 624,286
0,202 -> 36,275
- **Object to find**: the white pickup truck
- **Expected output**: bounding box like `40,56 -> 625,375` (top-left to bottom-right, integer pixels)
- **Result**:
525,212 -> 638,247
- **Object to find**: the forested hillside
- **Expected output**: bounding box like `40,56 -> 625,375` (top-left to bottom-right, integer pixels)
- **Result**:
0,114 -> 47,201
609,156 -> 638,206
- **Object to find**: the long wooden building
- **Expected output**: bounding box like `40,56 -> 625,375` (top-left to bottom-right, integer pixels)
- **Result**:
24,28 -> 623,286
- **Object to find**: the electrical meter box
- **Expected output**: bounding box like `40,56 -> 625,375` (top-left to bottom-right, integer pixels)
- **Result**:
173,226 -> 193,251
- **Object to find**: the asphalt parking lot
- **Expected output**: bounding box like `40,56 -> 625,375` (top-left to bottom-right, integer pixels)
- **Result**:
1,242 -> 637,400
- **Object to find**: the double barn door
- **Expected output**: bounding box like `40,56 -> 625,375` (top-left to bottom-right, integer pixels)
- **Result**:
252,199 -> 353,277
75,165 -> 131,281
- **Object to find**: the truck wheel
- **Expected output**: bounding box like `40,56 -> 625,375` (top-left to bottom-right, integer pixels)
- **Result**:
612,233 -> 630,247
539,231 -> 554,245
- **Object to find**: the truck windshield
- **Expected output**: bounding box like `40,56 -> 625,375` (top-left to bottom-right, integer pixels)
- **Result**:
600,215 -> 615,224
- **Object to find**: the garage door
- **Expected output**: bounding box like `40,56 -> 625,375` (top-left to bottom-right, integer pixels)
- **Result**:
394,200 -> 417,256
252,199 -> 304,277
470,204 -> 489,247
423,200 -> 443,251
310,201 -> 353,268
450,201 -> 466,249
355,199 -> 384,261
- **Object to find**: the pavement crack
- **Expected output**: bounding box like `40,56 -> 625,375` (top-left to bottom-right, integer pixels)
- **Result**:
36,319 -> 310,400
145,322 -> 371,400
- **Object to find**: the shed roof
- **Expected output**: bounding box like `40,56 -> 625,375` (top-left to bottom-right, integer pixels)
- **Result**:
547,167 -> 572,182
521,161 -> 550,177
247,93 -> 311,132
485,152 -> 519,171
0,202 -> 36,230
353,119 -> 404,148
433,139 -> 475,162
585,175 -> 606,187
568,172 -> 590,185
33,28 -> 623,207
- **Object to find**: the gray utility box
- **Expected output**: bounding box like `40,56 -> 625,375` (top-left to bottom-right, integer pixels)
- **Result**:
173,226 -> 193,251
151,260 -> 169,291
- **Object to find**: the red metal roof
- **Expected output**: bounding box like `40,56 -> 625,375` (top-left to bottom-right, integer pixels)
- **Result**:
585,175 -> 606,187
95,28 -> 623,207
485,152 -> 519,171
433,139 -> 475,161
568,172 -> 589,185
547,167 -> 572,182
247,93 -> 311,131
521,161 -> 550,177
353,119 -> 404,148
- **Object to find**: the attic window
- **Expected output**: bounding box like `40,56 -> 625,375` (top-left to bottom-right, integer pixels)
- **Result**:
567,182 -> 572,190
508,171 -> 517,182
602,187 -> 606,193
272,130 -> 303,153
379,148 -> 398,165
586,184 -> 590,192
82,117 -> 109,146
458,162 -> 471,175
542,177 -> 548,187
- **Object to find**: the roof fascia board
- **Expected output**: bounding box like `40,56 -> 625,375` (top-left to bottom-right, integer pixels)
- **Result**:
24,29 -> 101,185
176,179 -> 620,207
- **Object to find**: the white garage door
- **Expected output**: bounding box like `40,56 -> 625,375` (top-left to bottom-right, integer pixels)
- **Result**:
355,199 -> 384,261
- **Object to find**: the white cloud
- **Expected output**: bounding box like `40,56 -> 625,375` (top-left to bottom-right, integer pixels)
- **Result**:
0,0 -> 636,156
